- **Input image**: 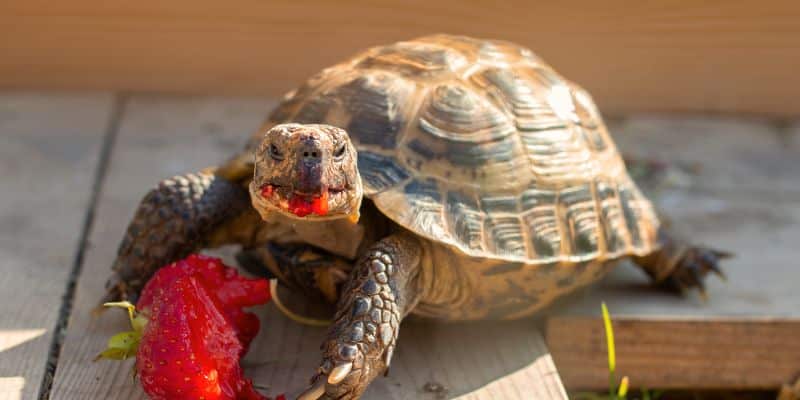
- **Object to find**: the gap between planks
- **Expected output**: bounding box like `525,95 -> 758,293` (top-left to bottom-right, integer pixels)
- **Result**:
38,94 -> 127,400
0,92 -> 114,400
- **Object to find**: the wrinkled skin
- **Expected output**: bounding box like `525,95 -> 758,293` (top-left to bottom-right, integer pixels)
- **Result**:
250,124 -> 363,222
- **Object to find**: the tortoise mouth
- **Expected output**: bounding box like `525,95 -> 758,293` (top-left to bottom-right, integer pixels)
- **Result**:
257,182 -> 352,218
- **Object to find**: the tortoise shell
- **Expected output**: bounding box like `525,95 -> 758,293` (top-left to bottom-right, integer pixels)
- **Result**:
245,34 -> 660,264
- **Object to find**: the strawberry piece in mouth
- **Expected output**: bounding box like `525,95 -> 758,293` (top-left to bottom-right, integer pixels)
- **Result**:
260,184 -> 275,198
312,189 -> 329,215
288,189 -> 329,217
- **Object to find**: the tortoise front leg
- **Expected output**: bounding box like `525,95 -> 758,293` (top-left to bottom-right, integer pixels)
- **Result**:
103,171 -> 251,302
299,232 -> 424,400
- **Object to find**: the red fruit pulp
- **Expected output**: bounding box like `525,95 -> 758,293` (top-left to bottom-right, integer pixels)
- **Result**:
312,190 -> 329,215
137,255 -> 271,351
260,184 -> 274,198
137,276 -> 259,400
287,189 -> 329,217
134,255 -> 270,399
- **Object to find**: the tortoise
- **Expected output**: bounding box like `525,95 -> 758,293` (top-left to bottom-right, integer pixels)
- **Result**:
104,34 -> 727,399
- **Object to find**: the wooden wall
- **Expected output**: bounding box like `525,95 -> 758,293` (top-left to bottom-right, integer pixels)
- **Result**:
2,1 -> 799,116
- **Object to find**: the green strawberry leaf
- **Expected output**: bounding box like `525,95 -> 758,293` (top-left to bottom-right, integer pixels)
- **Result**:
94,331 -> 140,361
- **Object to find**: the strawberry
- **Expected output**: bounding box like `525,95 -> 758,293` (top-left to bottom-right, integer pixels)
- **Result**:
98,255 -> 280,400
287,190 -> 329,217
136,255 -> 270,351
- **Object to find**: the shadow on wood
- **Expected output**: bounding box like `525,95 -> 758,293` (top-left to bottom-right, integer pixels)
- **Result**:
241,294 -> 564,399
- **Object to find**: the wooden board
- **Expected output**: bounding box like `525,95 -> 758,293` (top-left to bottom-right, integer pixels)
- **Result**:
2,1 -> 800,116
0,93 -> 113,400
48,95 -> 567,400
545,116 -> 800,390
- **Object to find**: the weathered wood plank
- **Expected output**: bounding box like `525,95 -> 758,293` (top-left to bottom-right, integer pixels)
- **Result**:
49,95 -> 566,399
546,116 -> 800,390
48,95 -> 274,400
0,92 -> 113,400
247,307 -> 565,399
2,1 -> 800,116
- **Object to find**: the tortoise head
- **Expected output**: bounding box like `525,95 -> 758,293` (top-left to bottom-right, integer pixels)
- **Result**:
250,123 -> 363,222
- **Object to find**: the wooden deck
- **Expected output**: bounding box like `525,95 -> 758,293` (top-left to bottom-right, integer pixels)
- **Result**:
547,117 -> 800,390
0,92 -> 797,399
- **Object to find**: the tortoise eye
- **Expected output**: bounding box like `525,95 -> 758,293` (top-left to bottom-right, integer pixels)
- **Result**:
333,144 -> 346,159
269,144 -> 284,161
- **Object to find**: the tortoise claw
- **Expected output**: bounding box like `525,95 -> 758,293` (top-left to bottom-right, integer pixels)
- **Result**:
328,362 -> 353,385
709,263 -> 727,281
297,380 -> 325,400
688,263 -> 706,292
712,249 -> 734,259
699,249 -> 729,281
665,245 -> 730,296
689,266 -> 708,301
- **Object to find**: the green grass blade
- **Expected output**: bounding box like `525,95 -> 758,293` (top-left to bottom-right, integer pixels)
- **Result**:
601,302 -> 616,373
601,302 -> 617,399
617,376 -> 629,398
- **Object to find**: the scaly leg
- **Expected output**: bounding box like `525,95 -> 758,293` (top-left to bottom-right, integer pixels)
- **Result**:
103,172 -> 251,302
299,233 -> 424,400
633,228 -> 730,296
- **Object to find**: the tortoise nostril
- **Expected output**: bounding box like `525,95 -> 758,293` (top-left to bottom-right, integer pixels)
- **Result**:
301,148 -> 321,161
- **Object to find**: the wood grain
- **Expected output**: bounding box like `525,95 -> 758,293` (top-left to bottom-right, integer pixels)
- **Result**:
1,1 -> 800,116
0,93 -> 112,399
47,95 -> 567,400
545,116 -> 800,390
548,318 -> 800,390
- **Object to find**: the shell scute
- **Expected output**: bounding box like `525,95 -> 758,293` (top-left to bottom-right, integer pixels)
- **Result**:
480,194 -> 519,214
293,71 -> 415,150
558,184 -> 600,257
471,66 -> 565,131
357,41 -> 469,78
618,183 -> 653,249
597,181 -> 628,254
356,151 -> 410,195
418,82 -> 515,142
484,216 -> 527,257
398,178 -> 447,238
444,190 -> 484,252
523,208 -> 562,260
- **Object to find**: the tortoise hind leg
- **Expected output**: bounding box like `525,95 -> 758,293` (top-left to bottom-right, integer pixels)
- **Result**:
103,171 -> 251,303
632,227 -> 730,296
299,232 -> 424,400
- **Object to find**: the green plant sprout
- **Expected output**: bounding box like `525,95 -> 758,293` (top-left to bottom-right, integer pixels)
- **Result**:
602,301 -> 627,399
572,302 -> 662,400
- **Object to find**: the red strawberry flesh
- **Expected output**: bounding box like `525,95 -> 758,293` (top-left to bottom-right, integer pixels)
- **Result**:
101,255 -> 273,400
137,255 -> 270,350
260,184 -> 274,198
312,190 -> 329,216
137,276 -> 252,399
287,189 -> 329,217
